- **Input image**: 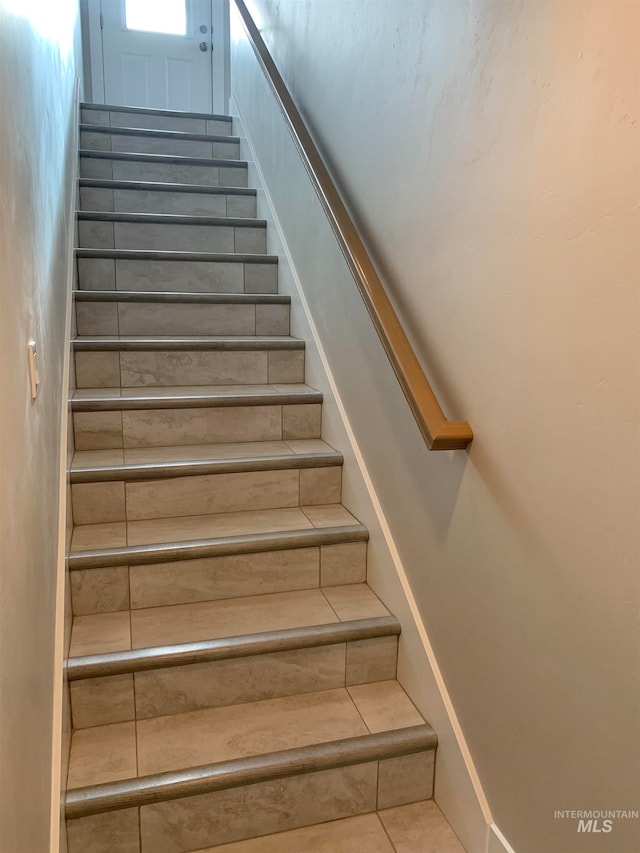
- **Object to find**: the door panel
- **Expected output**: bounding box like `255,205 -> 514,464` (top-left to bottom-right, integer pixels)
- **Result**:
122,54 -> 151,106
101,0 -> 216,113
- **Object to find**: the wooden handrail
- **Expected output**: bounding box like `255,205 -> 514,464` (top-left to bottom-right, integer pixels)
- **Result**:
231,0 -> 473,451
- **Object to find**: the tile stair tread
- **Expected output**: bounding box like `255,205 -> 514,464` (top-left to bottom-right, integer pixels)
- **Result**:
72,438 -> 338,469
80,122 -> 240,144
78,178 -> 257,195
72,439 -> 335,467
73,334 -> 302,349
195,803 -> 466,853
73,382 -> 317,397
77,210 -> 265,227
66,681 -> 427,790
74,290 -> 289,303
81,102 -> 233,121
79,148 -> 248,167
71,439 -> 342,482
69,583 -> 391,658
70,504 -> 362,553
67,614 -> 401,679
65,724 -> 435,820
69,585 -> 390,657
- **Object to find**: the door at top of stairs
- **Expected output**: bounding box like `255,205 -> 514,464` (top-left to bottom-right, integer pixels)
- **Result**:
99,0 -> 228,114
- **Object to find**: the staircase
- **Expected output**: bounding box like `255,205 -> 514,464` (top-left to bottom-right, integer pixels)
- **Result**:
64,103 -> 460,853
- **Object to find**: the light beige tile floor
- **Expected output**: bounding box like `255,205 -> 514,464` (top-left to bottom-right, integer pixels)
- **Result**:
71,502 -> 361,552
379,800 -> 467,852
197,812 -> 394,852
67,721 -> 137,788
123,440 -> 293,464
67,682 -> 427,787
136,688 -> 369,776
70,610 -> 132,656
197,801 -> 467,852
283,438 -> 335,455
126,506 -> 313,546
130,588 -> 339,649
118,384 -> 276,398
301,503 -> 359,528
72,448 -> 125,467
71,521 -> 127,551
323,583 -> 389,621
69,583 -> 389,657
73,441 -> 290,468
348,681 -> 424,733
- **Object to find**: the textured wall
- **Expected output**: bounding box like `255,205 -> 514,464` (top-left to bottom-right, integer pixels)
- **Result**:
236,2 -> 640,851
0,2 -> 81,849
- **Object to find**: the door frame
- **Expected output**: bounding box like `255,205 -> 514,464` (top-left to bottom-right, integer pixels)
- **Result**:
83,0 -> 230,114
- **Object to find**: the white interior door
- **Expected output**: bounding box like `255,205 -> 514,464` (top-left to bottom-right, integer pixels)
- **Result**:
100,0 -> 227,114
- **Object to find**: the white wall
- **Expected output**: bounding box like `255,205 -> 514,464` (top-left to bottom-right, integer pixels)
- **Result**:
0,2 -> 81,849
233,2 -> 640,852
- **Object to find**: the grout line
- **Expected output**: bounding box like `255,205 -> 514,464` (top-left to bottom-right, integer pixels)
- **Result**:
346,684 -> 373,735
116,288 -> 122,337
377,810 -> 400,852
320,587 -> 342,623
134,713 -> 140,781
131,611 -> 139,782
119,410 -> 125,477
299,504 -> 316,527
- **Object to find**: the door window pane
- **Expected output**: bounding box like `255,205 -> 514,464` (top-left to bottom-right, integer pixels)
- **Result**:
125,0 -> 187,36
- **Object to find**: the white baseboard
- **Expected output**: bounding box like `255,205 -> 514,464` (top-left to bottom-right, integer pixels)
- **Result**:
487,823 -> 517,853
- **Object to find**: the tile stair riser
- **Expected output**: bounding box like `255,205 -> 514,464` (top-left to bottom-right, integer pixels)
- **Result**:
77,219 -> 267,254
81,106 -> 233,135
80,130 -> 240,160
65,745 -> 435,853
76,256 -> 277,293
74,348 -> 304,388
70,541 -> 368,615
72,403 -> 322,450
75,300 -> 289,337
69,635 -> 398,728
80,156 -> 248,187
70,464 -> 342,525
79,186 -> 257,218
